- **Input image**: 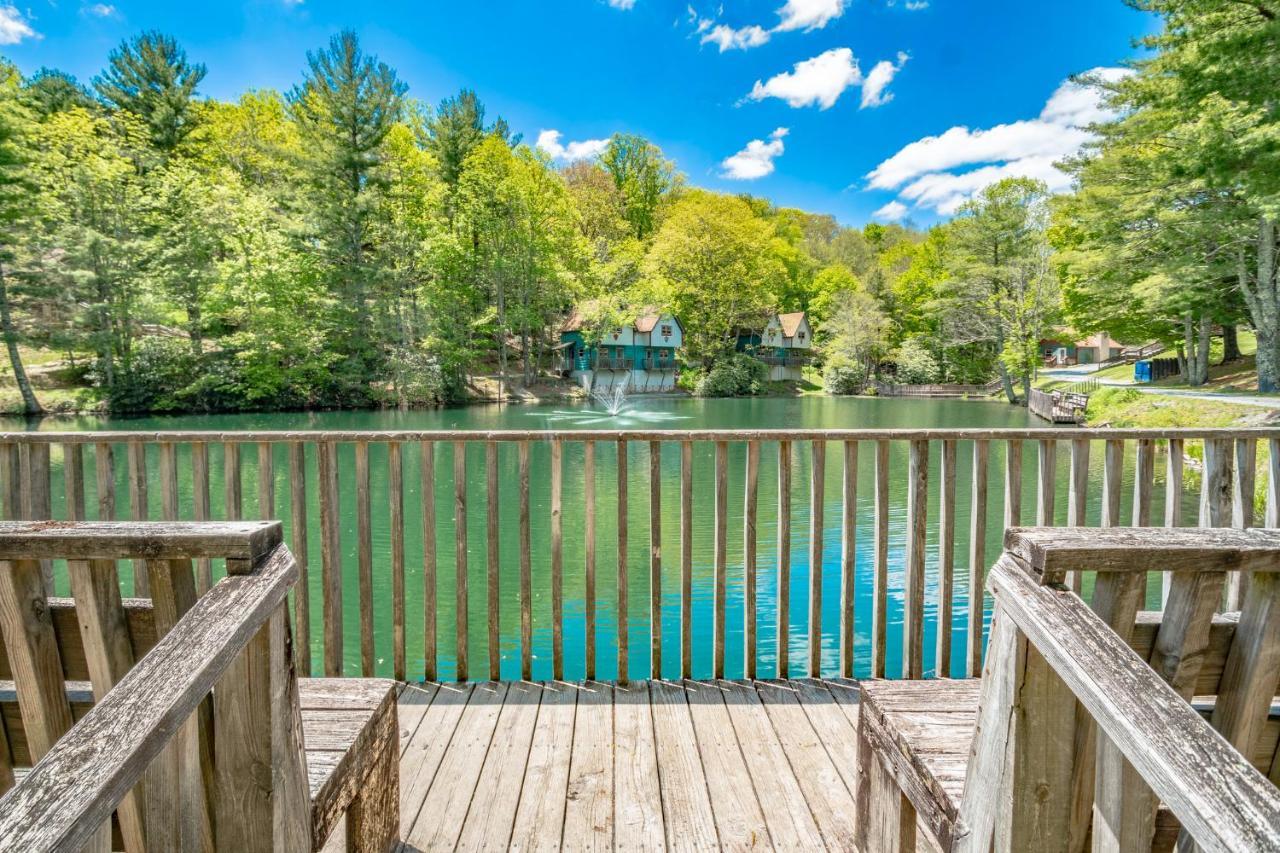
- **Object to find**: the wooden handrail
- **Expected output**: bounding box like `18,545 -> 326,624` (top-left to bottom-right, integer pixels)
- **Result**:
5,427 -> 1280,442
0,520 -> 281,563
0,540 -> 299,851
977,555 -> 1280,852
1005,527 -> 1280,579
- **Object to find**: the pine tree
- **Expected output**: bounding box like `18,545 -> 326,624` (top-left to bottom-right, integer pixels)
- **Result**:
94,32 -> 206,154
0,64 -> 40,414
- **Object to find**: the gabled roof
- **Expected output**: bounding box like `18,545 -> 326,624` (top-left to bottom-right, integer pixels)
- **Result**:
778,311 -> 807,338
563,304 -> 678,335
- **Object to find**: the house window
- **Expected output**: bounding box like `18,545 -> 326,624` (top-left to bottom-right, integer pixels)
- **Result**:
798,331 -> 806,342
661,324 -> 672,337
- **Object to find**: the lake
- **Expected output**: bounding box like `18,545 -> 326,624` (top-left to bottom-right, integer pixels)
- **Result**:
5,394 -> 1174,682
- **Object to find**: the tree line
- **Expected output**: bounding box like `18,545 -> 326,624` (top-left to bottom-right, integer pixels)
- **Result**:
3,0 -> 1271,416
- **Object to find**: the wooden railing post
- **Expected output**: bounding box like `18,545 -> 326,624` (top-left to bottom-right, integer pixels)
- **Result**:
714,440 -> 728,680
967,440 -> 989,678
616,439 -> 628,685
355,441 -> 374,677
680,441 -> 693,680
192,442 -> 213,593
778,440 -> 792,678
904,440 -> 927,679
649,441 -> 662,680
840,440 -> 857,679
745,440 -> 761,681
453,441 -> 468,682
872,440 -> 889,678
808,440 -> 825,678
486,442 -> 501,682
317,441 -> 342,677
288,442 -> 310,677
389,441 -> 406,682
519,441 -> 533,681
421,440 -> 437,682
128,443 -> 149,596
1067,438 -> 1089,594
551,440 -> 564,681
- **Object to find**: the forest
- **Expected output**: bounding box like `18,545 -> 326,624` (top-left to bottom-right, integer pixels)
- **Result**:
0,0 -> 1275,415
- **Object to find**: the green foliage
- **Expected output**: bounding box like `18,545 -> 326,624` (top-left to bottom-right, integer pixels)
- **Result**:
823,363 -> 866,395
690,353 -> 767,398
600,134 -> 679,239
892,338 -> 941,385
94,31 -> 206,153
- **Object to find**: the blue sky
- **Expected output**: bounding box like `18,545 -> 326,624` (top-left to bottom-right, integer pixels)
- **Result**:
0,0 -> 1154,226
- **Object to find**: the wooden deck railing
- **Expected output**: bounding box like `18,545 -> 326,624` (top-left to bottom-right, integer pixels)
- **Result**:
0,428 -> 1276,684
958,527 -> 1280,852
0,521 -> 308,852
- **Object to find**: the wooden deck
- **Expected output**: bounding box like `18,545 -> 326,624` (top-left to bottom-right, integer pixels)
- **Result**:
386,678 -> 865,852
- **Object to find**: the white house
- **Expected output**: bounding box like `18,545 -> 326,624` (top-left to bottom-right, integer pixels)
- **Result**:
756,311 -> 813,381
560,308 -> 684,393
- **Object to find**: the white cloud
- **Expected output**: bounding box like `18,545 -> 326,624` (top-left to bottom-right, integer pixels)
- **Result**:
720,127 -> 788,180
0,5 -> 37,44
608,0 -> 636,8
536,130 -> 610,162
701,23 -> 770,52
82,3 -> 119,17
864,66 -> 1130,215
905,1 -> 929,8
748,47 -> 862,110
774,0 -> 847,32
874,201 -> 909,222
861,52 -> 908,109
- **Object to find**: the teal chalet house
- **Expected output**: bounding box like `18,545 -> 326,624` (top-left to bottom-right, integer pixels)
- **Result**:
559,308 -> 684,392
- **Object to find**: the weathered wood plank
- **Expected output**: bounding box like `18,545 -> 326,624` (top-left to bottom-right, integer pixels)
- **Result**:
0,545 -> 297,853
397,682 -> 472,839
718,680 -> 825,850
649,679 -> 718,850
287,443 -> 310,678
1005,526 -> 1280,579
0,559 -> 74,760
509,683 -> 577,851
1101,438 -> 1124,528
778,440 -> 793,678
403,681 -> 507,850
937,439 -> 956,677
455,681 -> 542,851
127,443 -> 149,597
1067,438 -> 1089,594
1037,438 -> 1057,527
0,520 -> 282,562
614,681 -> 664,849
1005,438 -> 1023,529
563,681 -> 613,849
192,441 -> 212,594
684,680 -> 769,848
990,556 -> 1280,853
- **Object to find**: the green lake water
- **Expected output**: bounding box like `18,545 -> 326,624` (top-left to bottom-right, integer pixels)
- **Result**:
7,395 -> 1179,681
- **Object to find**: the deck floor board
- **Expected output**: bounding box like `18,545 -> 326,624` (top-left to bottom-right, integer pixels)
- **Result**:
396,679 -> 870,852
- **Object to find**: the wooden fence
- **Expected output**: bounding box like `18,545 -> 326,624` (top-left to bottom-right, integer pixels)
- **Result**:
1029,388 -> 1089,424
871,382 -> 994,398
0,428 -> 1274,685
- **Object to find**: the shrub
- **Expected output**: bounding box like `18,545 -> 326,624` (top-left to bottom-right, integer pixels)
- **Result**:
893,339 -> 941,385
692,354 -> 767,397
823,363 -> 867,395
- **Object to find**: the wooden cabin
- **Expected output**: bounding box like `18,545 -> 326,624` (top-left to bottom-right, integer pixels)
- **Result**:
1041,330 -> 1131,366
737,311 -> 813,381
560,308 -> 684,392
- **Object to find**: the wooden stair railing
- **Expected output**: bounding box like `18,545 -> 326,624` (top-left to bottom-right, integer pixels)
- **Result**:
0,521 -> 398,853
858,527 -> 1280,853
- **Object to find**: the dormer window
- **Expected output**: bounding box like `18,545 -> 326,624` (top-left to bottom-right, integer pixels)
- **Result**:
798,331 -> 806,342
661,324 -> 672,337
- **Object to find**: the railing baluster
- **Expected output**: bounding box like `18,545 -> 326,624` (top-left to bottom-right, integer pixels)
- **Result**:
94,442 -> 115,522
318,440 -> 342,677
583,440 -> 595,681
714,441 -> 728,679
288,442 -> 310,676
1229,438 -> 1258,609
1267,439 -> 1280,529
680,440 -> 693,680
223,441 -> 241,521
937,439 -> 956,678
390,441 -> 406,682
1067,439 -> 1089,593
0,442 -> 18,519
778,440 -> 792,678
421,440 -> 437,681
159,442 -> 179,521
192,441 -> 212,593
454,441 -> 468,682
967,439 -> 989,678
904,440 -> 928,679
257,441 -> 275,521
808,440 -> 825,678
1102,439 -> 1123,528
518,442 -> 533,680
1163,438 -> 1184,607
649,440 -> 662,680
1036,439 -> 1056,526
1134,438 -> 1155,527
486,442 -> 501,681
355,441 -> 374,676
617,438 -> 628,685
64,444 -> 85,522
551,440 -> 563,681
745,440 -> 761,681
873,439 -> 889,679
1003,439 -> 1022,529
127,443 -> 148,596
